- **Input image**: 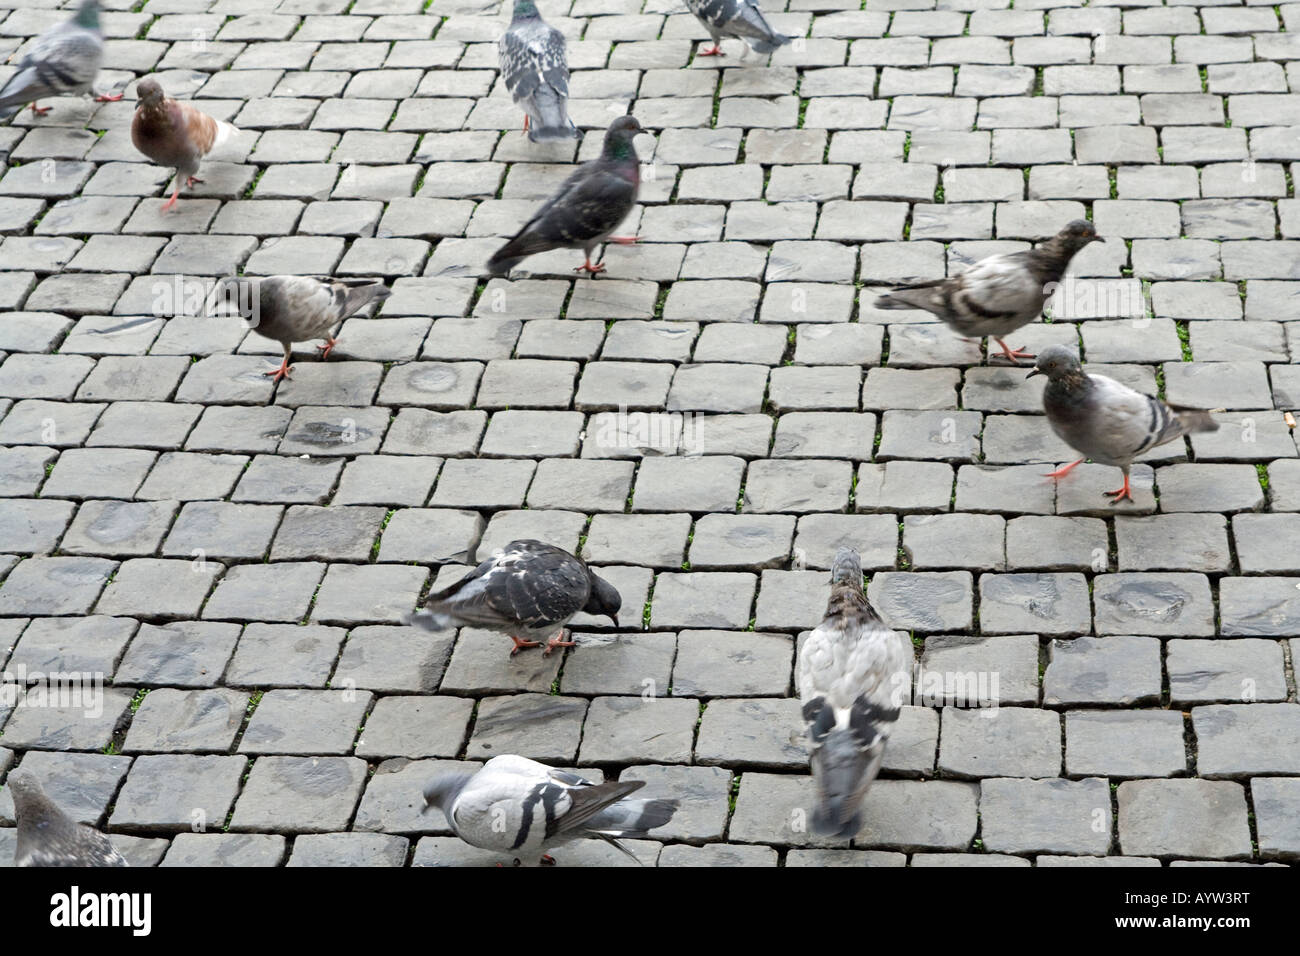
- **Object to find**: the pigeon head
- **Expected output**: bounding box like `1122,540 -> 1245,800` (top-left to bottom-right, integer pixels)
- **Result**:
1054,218 -> 1103,252
830,547 -> 862,586
602,115 -> 643,162
135,78 -> 165,109
1027,344 -> 1083,380
421,772 -> 474,815
74,0 -> 101,30
511,0 -> 541,18
7,771 -> 69,834
584,574 -> 622,627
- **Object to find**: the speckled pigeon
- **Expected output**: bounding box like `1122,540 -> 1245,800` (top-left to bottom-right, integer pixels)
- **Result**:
423,755 -> 678,865
1029,345 -> 1220,504
409,539 -> 621,656
499,0 -> 579,143
797,548 -> 911,840
486,114 -> 642,277
0,0 -> 118,119
9,771 -> 127,867
130,77 -> 238,212
686,0 -> 792,57
874,219 -> 1103,365
213,275 -> 392,383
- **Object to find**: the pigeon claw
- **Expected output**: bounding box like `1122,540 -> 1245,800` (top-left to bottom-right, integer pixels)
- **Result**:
1043,459 -> 1085,480
574,258 -> 606,276
991,340 -> 1036,365
185,176 -> 204,188
539,854 -> 556,866
29,102 -> 51,116
509,636 -> 541,656
1104,473 -> 1134,504
542,631 -> 575,657
265,361 -> 293,383
314,337 -> 339,361
609,235 -> 642,245
94,92 -> 125,103
698,44 -> 725,56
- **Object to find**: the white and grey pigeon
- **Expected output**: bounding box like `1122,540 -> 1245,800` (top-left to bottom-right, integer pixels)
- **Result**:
423,755 -> 678,865
410,539 -> 622,657
213,275 -> 392,383
499,0 -> 579,143
0,0 -> 119,119
686,0 -> 792,58
8,770 -> 127,867
1029,345 -> 1220,504
874,219 -> 1103,365
797,548 -> 911,840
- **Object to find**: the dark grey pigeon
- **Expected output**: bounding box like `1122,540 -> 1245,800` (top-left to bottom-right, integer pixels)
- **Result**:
409,539 -> 621,656
1029,345 -> 1220,504
874,219 -> 1103,365
686,0 -> 792,57
213,275 -> 391,383
486,114 -> 642,277
0,0 -> 117,119
423,755 -> 678,865
797,549 -> 911,840
9,771 -> 127,867
499,0 -> 579,143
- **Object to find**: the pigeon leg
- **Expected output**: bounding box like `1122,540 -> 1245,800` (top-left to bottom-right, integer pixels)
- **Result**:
1044,458 -> 1085,479
698,44 -> 725,56
539,854 -> 557,866
991,339 -> 1036,364
1104,472 -> 1134,505
94,92 -> 124,103
523,115 -> 530,132
29,101 -> 51,116
265,344 -> 293,383
509,635 -> 542,656
542,630 -> 575,657
608,235 -> 642,244
574,257 -> 607,276
161,183 -> 181,212
185,176 -> 204,188
314,337 -> 339,361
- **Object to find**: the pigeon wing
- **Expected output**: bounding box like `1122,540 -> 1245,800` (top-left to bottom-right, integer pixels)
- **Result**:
490,543 -> 591,630
502,162 -> 637,257
0,22 -> 102,111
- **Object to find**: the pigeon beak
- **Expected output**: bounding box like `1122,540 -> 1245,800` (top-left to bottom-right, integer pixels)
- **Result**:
609,613 -> 620,628
1026,368 -> 1041,378
1088,235 -> 1104,244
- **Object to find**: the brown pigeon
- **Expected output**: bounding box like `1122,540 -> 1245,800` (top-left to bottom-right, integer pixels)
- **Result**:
486,115 -> 642,277
131,77 -> 238,211
214,275 -> 392,383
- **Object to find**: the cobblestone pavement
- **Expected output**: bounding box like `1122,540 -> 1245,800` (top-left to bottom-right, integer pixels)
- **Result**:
1,0 -> 1299,868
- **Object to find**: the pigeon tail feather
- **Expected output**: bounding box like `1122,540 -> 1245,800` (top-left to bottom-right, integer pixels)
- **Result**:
748,31 -> 792,54
408,608 -> 453,631
809,729 -> 879,840
585,797 -> 680,838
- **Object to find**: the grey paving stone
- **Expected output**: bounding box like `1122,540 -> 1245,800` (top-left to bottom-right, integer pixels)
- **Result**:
1092,573 -> 1217,637
1117,779 -> 1252,861
1044,636 -> 1163,707
110,754 -> 247,833
123,687 -> 248,754
980,777 -> 1112,856
115,621 -> 241,688
239,689 -> 373,756
1064,710 -> 1188,779
160,833 -> 287,867
938,706 -> 1061,779
466,694 -> 588,764
1193,703 -> 1300,777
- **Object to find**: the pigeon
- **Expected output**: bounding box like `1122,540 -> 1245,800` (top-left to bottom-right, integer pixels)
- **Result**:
486,114 -> 642,278
686,0 -> 792,58
8,770 -> 127,867
410,539 -> 621,657
873,219 -> 1103,365
797,548 -> 911,840
422,755 -> 678,865
130,77 -> 238,212
0,0 -> 118,119
1029,345 -> 1220,504
212,275 -> 392,383
499,0 -> 580,143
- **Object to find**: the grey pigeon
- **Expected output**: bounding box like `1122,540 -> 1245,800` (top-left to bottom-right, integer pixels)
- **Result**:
0,0 -> 117,119
423,754 -> 678,865
8,771 -> 127,867
797,548 -> 911,840
486,114 -> 642,277
1029,345 -> 1220,503
131,77 -> 239,212
499,0 -> 579,143
213,275 -> 392,383
686,0 -> 792,57
874,219 -> 1103,365
410,539 -> 621,657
